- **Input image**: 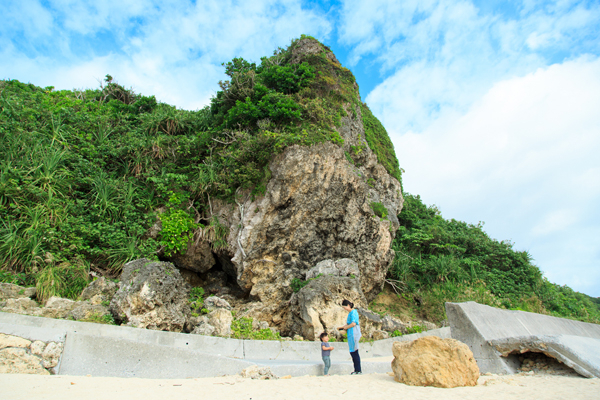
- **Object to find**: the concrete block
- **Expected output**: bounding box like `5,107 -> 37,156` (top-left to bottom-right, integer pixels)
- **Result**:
0,312 -> 244,358
58,332 -> 254,378
490,334 -> 600,378
445,301 -> 600,377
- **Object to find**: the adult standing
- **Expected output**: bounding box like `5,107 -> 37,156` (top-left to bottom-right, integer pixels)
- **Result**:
338,299 -> 362,374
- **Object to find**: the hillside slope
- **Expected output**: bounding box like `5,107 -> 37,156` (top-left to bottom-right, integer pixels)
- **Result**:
1,36 -> 597,326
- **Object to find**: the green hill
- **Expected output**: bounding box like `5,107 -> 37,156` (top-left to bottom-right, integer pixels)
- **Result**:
371,193 -> 600,324
1,36 -> 597,324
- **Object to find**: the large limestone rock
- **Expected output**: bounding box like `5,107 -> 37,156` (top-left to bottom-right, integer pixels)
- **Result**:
287,275 -> 367,340
175,38 -> 403,334
109,258 -> 191,332
391,336 -> 480,388
214,141 -> 401,310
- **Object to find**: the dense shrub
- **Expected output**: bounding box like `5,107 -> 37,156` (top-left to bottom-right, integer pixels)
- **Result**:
388,193 -> 600,323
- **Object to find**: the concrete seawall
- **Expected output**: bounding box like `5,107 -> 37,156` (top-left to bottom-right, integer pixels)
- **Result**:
445,301 -> 600,378
0,311 -> 450,378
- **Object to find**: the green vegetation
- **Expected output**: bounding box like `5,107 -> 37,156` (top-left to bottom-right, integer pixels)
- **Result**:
78,312 -> 116,325
188,287 -> 208,315
231,316 -> 281,340
385,193 -> 600,324
290,273 -> 323,293
361,103 -> 402,184
370,201 -> 388,220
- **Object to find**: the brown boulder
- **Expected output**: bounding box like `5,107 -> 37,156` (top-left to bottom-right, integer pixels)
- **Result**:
391,336 -> 479,388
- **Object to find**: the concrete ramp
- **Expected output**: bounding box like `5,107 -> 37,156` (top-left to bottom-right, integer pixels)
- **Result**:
1,312 -> 450,378
59,333 -> 255,379
445,301 -> 600,377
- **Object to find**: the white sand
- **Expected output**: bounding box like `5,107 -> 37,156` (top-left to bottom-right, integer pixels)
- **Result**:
1,373 -> 598,400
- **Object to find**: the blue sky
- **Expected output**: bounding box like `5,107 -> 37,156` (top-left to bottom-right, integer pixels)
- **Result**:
2,0 -> 599,297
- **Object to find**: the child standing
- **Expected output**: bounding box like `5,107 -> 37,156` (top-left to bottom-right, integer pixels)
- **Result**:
320,332 -> 334,375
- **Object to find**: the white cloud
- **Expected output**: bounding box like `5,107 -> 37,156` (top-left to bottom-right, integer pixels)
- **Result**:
391,56 -> 600,296
0,0 -> 332,109
342,0 -> 600,133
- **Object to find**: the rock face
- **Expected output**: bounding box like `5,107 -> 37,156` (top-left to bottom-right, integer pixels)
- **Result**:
109,259 -> 191,332
128,38 -> 403,337
391,336 -> 480,388
287,275 -> 367,340
201,39 -> 402,333
214,139 -> 402,329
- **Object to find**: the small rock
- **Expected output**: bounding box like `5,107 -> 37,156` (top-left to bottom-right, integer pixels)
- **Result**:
204,296 -> 232,311
381,315 -> 406,332
41,342 -> 63,368
252,319 -> 269,330
30,341 -> 46,356
208,309 -> 233,337
372,330 -> 389,340
80,277 -> 117,305
293,335 -> 304,341
0,283 -> 36,300
3,298 -> 39,313
241,365 -> 278,380
192,321 -> 216,336
68,303 -> 111,321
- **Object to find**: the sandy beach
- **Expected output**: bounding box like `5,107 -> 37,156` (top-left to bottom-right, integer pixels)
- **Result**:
2,372 -> 598,400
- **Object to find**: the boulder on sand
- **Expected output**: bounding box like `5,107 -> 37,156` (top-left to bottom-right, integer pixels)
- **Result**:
391,336 -> 479,388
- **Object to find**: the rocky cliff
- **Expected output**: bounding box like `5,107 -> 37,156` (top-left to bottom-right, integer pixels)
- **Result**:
171,37 -> 403,335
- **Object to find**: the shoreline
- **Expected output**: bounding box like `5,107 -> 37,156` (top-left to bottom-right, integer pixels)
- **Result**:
1,372 -> 598,400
